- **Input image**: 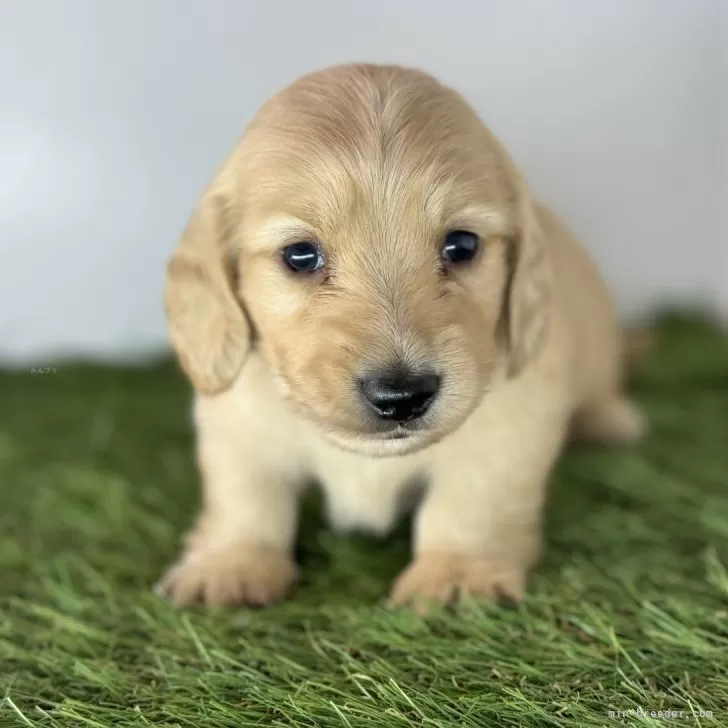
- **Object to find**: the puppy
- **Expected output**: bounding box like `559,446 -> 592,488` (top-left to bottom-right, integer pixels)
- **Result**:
158,63 -> 645,609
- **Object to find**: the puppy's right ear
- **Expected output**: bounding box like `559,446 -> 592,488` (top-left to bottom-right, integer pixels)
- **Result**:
506,197 -> 552,377
165,183 -> 250,395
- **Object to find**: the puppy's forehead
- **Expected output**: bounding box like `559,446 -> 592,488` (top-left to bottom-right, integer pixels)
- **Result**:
237,65 -> 519,238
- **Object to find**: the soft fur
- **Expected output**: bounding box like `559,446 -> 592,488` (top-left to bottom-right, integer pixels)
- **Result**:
157,63 -> 645,610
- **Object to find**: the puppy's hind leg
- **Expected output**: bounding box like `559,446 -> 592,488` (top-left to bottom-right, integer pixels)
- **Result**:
571,395 -> 647,444
571,326 -> 651,445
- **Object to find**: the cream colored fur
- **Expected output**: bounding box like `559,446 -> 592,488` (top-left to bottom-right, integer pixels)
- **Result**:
157,63 -> 645,609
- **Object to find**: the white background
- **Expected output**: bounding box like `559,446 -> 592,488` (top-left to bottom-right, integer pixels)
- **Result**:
1,0 -> 725,363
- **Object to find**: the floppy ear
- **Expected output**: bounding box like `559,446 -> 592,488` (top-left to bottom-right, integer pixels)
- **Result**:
164,183 -> 251,395
506,198 -> 552,377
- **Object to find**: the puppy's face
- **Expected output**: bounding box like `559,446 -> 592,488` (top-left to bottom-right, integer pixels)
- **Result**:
166,65 -> 549,456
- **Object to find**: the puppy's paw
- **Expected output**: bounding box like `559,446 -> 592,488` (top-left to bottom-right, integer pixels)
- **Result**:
155,541 -> 297,607
389,552 -> 526,613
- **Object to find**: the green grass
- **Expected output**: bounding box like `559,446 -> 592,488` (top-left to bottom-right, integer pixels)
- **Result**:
1,314 -> 728,727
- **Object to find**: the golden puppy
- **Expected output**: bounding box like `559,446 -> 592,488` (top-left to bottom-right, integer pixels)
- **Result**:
158,63 -> 645,608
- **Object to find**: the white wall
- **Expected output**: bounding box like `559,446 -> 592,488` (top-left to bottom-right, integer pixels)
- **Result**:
0,0 -> 724,363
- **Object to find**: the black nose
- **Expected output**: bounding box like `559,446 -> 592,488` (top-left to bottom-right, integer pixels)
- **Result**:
358,371 -> 440,422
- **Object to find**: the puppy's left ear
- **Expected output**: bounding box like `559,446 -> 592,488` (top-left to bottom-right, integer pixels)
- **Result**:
506,195 -> 552,377
164,177 -> 251,395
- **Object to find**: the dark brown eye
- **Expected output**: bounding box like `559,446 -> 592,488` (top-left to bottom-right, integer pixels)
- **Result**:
442,230 -> 479,264
282,242 -> 324,272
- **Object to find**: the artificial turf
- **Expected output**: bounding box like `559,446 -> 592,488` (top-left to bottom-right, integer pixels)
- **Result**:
1,314 -> 727,727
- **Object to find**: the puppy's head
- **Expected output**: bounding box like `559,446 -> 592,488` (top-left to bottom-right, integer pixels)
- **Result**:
166,64 -> 550,456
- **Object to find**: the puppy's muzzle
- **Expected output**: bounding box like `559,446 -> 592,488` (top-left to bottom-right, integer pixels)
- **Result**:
358,370 -> 440,423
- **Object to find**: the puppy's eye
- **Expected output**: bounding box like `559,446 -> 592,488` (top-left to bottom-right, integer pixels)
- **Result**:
442,230 -> 479,264
282,242 -> 324,273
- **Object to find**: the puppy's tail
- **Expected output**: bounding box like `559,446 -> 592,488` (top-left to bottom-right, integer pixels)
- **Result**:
623,326 -> 654,371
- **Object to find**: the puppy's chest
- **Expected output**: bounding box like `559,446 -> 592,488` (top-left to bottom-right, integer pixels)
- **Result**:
313,448 -> 425,537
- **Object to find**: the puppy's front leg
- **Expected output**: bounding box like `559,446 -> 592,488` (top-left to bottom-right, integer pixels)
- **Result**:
390,399 -> 567,609
157,411 -> 303,607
